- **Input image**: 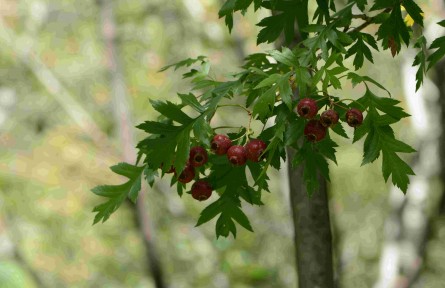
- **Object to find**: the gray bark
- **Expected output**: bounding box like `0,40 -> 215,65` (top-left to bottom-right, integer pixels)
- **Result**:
287,148 -> 335,288
280,15 -> 334,287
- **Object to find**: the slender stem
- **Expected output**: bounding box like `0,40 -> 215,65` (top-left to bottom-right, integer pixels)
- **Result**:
349,8 -> 392,33
213,125 -> 242,130
332,102 -> 350,110
335,98 -> 366,109
217,104 -> 251,114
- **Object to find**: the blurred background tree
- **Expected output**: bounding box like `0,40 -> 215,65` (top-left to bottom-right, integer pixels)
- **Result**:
0,0 -> 444,287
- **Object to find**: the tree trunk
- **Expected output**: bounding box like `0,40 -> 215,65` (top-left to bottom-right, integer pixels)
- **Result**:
278,10 -> 334,285
98,1 -> 167,287
374,37 -> 443,287
287,148 -> 334,288
436,59 -> 445,214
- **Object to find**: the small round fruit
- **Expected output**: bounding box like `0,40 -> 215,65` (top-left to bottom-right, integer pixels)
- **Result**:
227,145 -> 247,166
189,146 -> 208,167
320,109 -> 339,128
176,164 -> 195,184
245,139 -> 267,162
296,98 -> 318,119
345,108 -> 364,127
191,180 -> 212,201
304,120 -> 327,142
211,134 -> 232,155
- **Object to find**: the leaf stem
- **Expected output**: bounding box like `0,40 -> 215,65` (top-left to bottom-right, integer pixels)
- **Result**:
213,125 -> 243,130
217,104 -> 251,114
336,98 -> 366,109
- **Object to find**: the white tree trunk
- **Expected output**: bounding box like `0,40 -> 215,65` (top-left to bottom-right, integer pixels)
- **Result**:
374,39 -> 442,288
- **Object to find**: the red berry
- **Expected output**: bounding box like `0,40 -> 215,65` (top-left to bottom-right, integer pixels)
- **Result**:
304,120 -> 327,142
320,109 -> 339,128
227,145 -> 247,166
176,164 -> 195,184
191,180 -> 212,201
345,108 -> 364,127
189,146 -> 208,167
211,134 -> 232,155
296,98 -> 318,119
245,139 -> 267,162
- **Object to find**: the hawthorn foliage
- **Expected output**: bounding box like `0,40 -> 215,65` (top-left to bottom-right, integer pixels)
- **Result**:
91,0 -> 445,238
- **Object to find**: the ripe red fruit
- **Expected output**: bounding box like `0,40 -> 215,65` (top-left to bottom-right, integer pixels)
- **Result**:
176,164 -> 195,184
191,180 -> 212,201
345,108 -> 364,127
245,139 -> 267,162
211,134 -> 232,155
296,98 -> 318,119
189,146 -> 208,167
304,120 -> 327,142
227,145 -> 247,166
320,109 -> 339,128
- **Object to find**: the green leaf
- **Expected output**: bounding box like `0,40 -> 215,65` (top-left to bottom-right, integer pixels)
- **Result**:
136,121 -> 179,134
349,0 -> 366,11
382,150 -> 415,193
412,36 -> 427,91
269,48 -> 297,66
316,136 -> 338,164
285,117 -> 305,145
178,93 -> 205,113
371,0 -> 398,10
347,72 -> 391,96
402,0 -> 423,27
193,117 -> 213,147
427,36 -> 445,70
292,142 -> 330,195
255,74 -> 282,89
159,56 -> 207,72
331,122 -> 349,139
253,86 -> 276,119
353,88 -> 415,192
256,1 -> 308,44
346,34 -> 375,70
196,193 -> 254,238
150,100 -> 193,124
92,163 -> 145,224
376,5 -> 410,55
144,167 -> 158,187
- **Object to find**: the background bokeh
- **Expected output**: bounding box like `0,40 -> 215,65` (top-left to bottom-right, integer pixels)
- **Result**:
1,0 -> 444,287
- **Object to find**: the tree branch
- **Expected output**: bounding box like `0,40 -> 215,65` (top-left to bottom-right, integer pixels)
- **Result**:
98,1 -> 167,287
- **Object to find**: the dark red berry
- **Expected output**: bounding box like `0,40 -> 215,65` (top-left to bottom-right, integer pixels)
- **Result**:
304,120 -> 327,142
345,108 -> 364,127
211,134 -> 232,155
191,180 -> 212,201
320,109 -> 339,128
189,146 -> 208,167
227,145 -> 247,166
245,139 -> 267,162
296,98 -> 318,119
176,164 -> 195,184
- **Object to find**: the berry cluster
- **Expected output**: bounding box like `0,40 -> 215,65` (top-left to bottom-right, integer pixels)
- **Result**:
163,146 -> 212,201
165,134 -> 267,202
212,134 -> 267,166
296,98 -> 364,142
